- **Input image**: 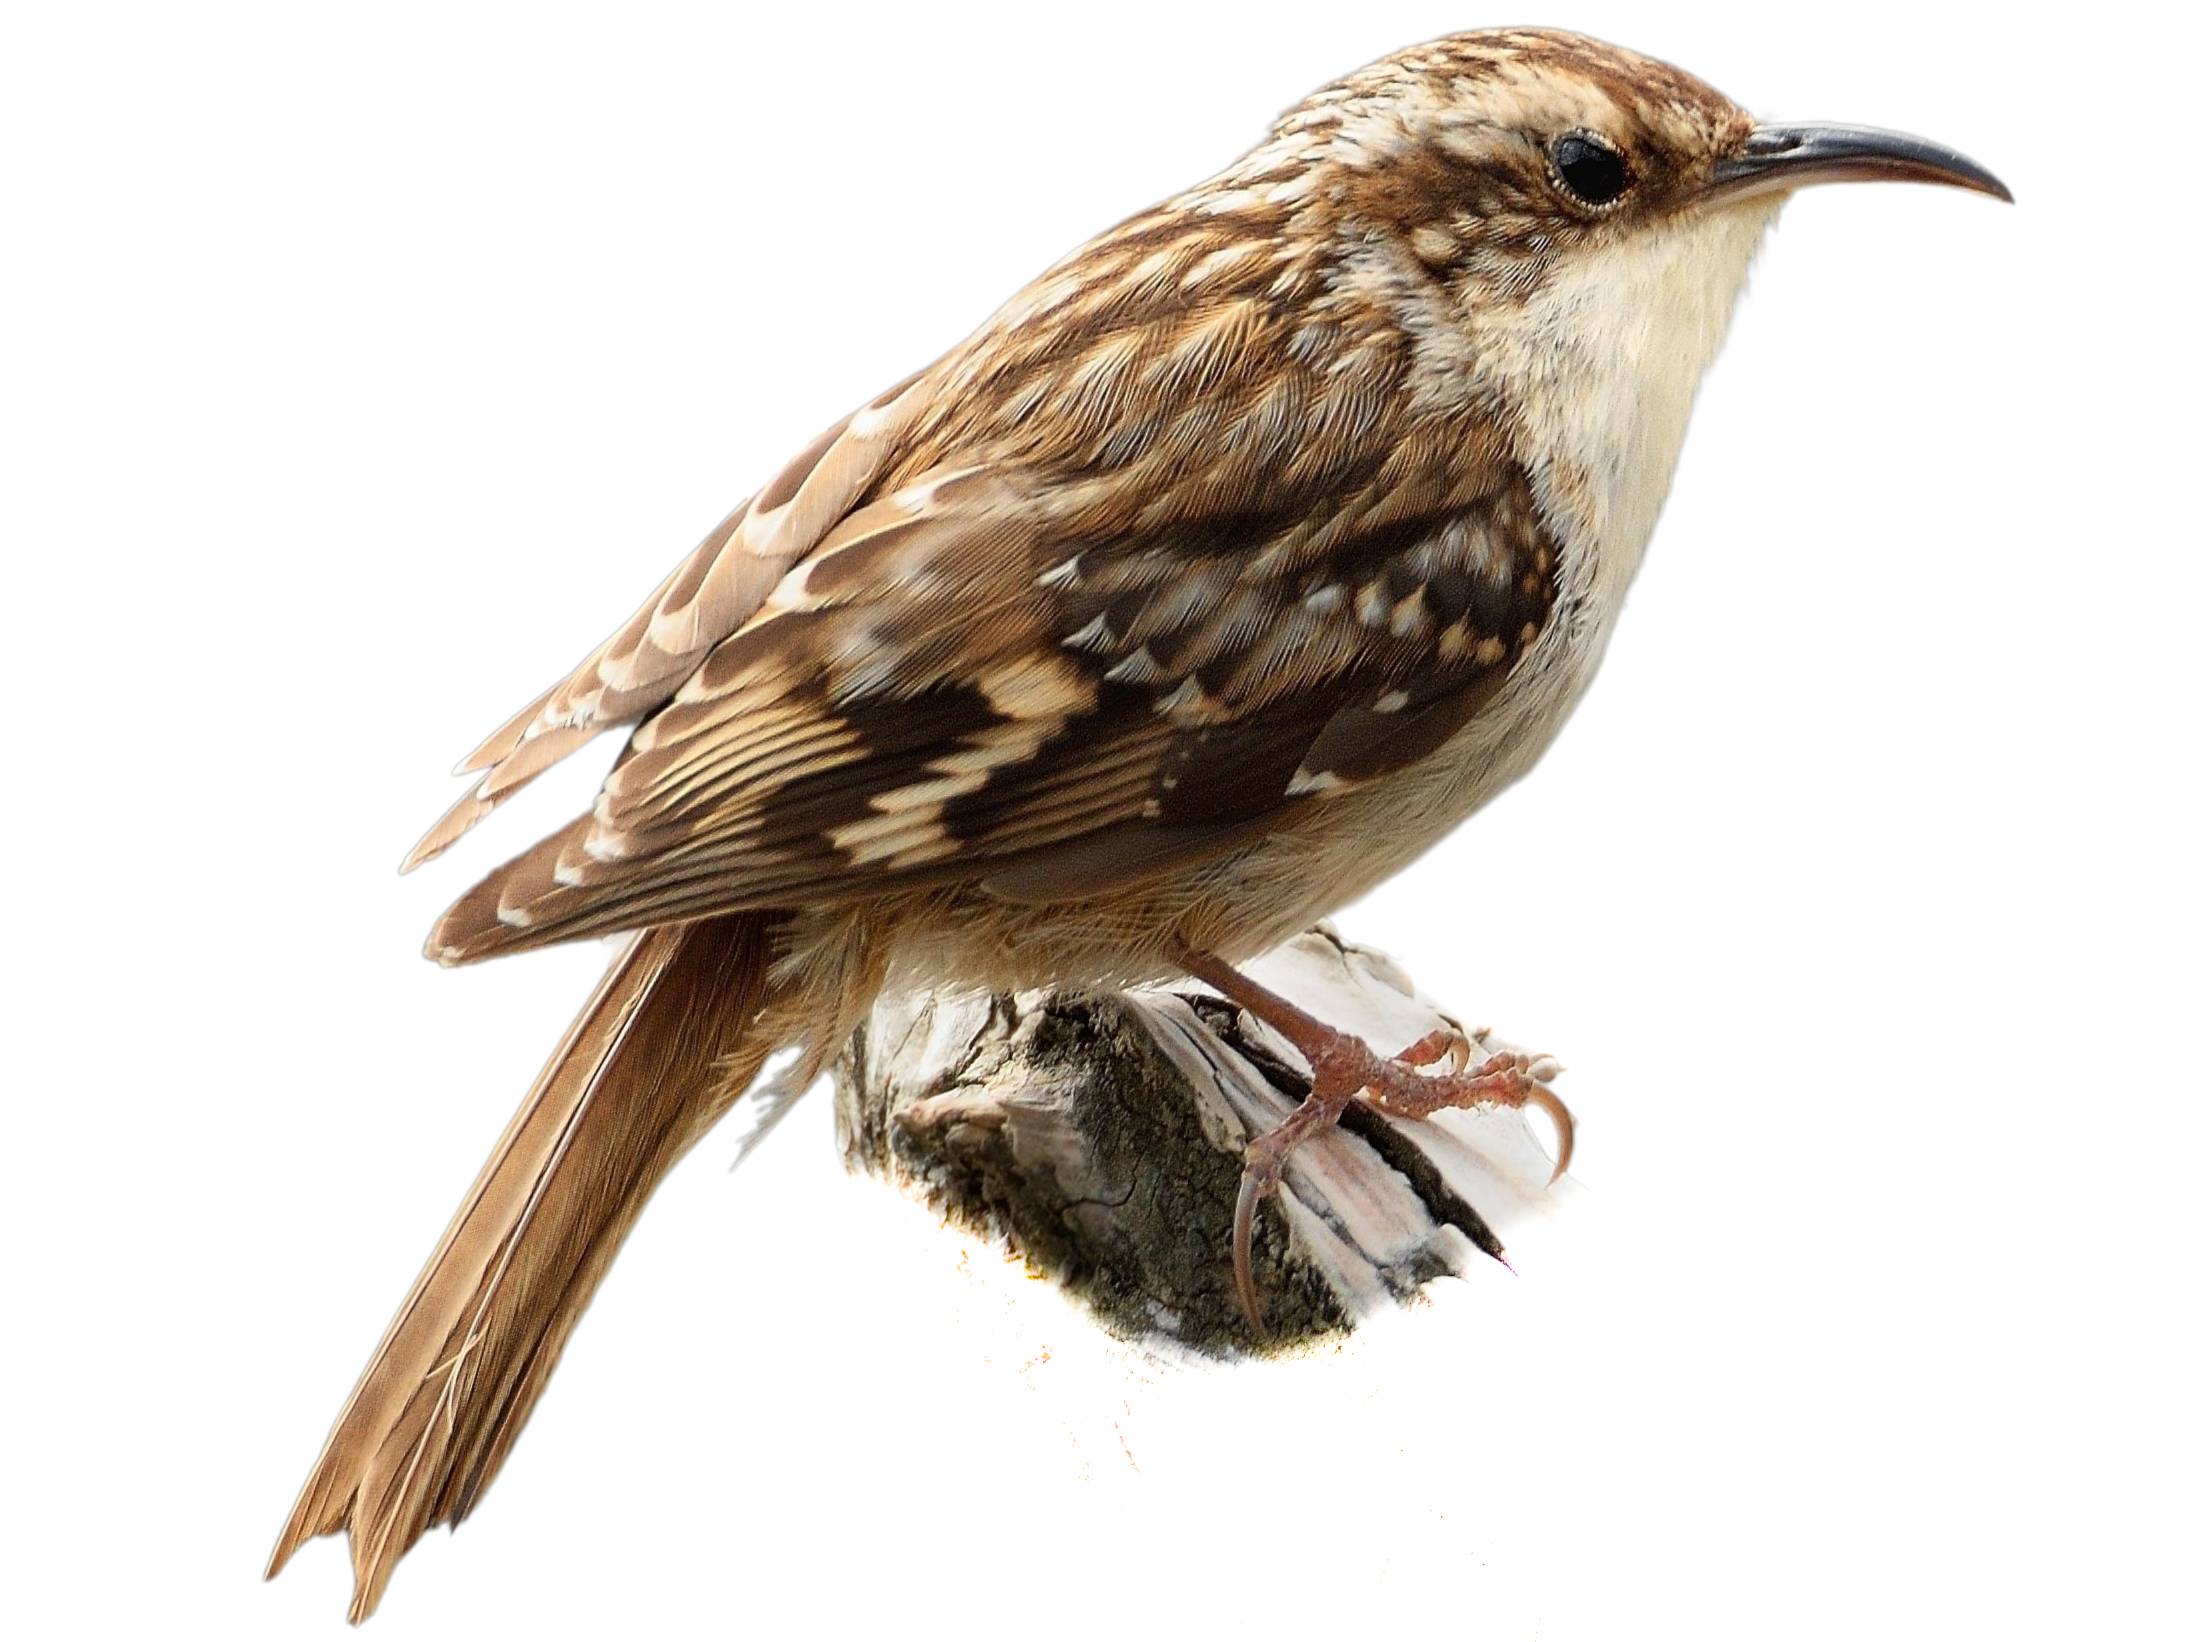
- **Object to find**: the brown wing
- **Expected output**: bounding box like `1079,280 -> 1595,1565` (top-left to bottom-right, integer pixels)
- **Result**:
400,371 -> 936,871
427,434 -> 1557,963
418,199 -> 1562,964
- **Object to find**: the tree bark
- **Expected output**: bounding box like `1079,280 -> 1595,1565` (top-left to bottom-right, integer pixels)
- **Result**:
833,927 -> 1567,1353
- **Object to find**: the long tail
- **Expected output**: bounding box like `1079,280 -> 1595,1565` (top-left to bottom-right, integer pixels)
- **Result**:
268,912 -> 793,1621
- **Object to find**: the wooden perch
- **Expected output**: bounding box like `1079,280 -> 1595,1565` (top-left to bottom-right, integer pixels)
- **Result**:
833,926 -> 1569,1352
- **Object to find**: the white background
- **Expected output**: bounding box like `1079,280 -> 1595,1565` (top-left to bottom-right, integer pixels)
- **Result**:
5,3 -> 2183,1637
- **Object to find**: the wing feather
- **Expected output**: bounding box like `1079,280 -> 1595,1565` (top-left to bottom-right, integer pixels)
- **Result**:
428,441 -> 1558,963
415,207 -> 1563,964
401,372 -> 936,871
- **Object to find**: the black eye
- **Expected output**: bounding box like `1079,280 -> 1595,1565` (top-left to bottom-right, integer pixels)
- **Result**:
1552,132 -> 1631,206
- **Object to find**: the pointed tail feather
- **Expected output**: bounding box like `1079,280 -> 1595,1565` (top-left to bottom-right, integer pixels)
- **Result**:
267,913 -> 783,1621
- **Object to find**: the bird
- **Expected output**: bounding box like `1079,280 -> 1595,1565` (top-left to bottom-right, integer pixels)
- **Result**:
267,27 -> 2008,1620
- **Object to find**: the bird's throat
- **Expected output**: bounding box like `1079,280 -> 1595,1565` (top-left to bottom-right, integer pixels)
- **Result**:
1476,196 -> 1782,617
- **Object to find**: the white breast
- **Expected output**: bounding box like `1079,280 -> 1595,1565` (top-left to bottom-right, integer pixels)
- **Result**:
1475,196 -> 1781,626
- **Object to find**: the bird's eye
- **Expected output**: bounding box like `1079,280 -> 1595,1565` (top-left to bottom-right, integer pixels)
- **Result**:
1551,132 -> 1632,207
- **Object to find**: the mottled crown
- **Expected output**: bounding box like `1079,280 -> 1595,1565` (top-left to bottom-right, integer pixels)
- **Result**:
1251,28 -> 1755,240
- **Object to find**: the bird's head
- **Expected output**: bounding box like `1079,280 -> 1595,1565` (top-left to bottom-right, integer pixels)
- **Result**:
1262,27 -> 2008,281
1218,28 -> 2007,579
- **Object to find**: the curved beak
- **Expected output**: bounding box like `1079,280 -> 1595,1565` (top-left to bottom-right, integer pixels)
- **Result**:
1706,123 -> 2013,206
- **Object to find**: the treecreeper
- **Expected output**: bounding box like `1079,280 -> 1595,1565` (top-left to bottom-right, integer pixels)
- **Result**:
268,29 -> 2008,1620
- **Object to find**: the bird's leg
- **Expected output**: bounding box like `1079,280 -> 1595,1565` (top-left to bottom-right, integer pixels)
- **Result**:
1174,945 -> 1573,1339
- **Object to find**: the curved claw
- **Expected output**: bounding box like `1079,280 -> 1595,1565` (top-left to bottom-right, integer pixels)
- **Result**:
1526,1081 -> 1576,1183
1395,1028 -> 1462,1068
1232,1168 -> 1272,1340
